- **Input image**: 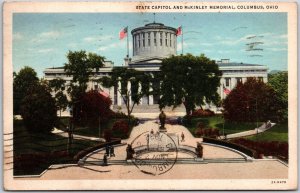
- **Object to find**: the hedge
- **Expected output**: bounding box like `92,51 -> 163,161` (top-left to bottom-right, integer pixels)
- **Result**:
73,138 -> 121,161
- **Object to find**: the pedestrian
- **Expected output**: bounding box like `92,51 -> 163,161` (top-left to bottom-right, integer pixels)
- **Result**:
105,145 -> 110,155
110,146 -> 115,157
181,132 -> 185,142
102,154 -> 108,166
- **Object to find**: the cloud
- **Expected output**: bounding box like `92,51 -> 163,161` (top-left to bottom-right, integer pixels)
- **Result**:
37,48 -> 54,53
267,48 -> 287,52
177,42 -> 194,52
219,36 -> 247,46
31,31 -> 62,43
83,35 -> 114,43
67,43 -> 78,49
200,42 -> 214,47
13,32 -> 23,41
40,31 -> 61,38
97,41 -> 124,51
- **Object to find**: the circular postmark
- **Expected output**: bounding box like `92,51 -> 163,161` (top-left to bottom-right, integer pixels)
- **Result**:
130,131 -> 178,175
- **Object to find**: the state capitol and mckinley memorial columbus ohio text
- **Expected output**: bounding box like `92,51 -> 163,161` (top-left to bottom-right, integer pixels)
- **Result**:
136,5 -> 268,10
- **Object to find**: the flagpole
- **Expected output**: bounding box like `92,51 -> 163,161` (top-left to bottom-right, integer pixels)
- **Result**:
181,25 -> 183,55
126,26 -> 129,58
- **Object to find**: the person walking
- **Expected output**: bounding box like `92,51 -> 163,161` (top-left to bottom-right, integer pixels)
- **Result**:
181,132 -> 185,142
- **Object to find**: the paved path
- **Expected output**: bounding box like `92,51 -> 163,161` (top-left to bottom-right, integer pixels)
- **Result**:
51,127 -> 105,142
19,120 -> 288,180
219,122 -> 276,139
84,120 -> 245,165
24,160 -> 287,180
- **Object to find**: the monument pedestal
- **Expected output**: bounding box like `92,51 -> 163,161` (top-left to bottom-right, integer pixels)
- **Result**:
159,126 -> 167,132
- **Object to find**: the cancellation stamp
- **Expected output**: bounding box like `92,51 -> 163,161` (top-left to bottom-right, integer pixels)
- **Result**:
130,131 -> 178,175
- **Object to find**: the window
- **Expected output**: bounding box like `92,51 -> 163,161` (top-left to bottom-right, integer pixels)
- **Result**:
160,32 -> 163,46
154,32 -> 157,46
142,33 -> 145,47
135,35 -> 138,49
148,32 -> 151,46
225,78 -> 230,87
165,32 -> 168,46
94,84 -> 98,90
170,33 -> 172,47
138,34 -> 140,48
258,77 -> 263,82
236,78 -> 242,83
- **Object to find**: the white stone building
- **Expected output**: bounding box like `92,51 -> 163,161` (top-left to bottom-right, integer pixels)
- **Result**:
44,22 -> 268,109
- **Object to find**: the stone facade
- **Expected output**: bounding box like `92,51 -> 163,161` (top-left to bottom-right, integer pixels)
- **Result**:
44,22 -> 268,110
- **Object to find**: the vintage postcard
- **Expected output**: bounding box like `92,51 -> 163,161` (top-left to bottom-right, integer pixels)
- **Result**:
3,1 -> 297,190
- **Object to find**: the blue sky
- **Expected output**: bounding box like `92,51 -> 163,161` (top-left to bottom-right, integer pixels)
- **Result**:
13,12 -> 287,77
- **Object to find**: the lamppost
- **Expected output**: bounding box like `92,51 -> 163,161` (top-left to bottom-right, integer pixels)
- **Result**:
98,115 -> 101,143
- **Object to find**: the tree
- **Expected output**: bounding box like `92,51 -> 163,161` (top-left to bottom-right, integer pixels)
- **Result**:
99,67 -> 151,121
49,78 -> 69,117
223,78 -> 283,122
268,71 -> 288,120
158,54 -> 222,116
13,66 -> 39,114
20,83 -> 57,133
74,90 -> 112,125
64,50 -> 105,101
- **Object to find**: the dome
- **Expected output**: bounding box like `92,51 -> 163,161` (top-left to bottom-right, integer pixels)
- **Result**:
131,23 -> 178,63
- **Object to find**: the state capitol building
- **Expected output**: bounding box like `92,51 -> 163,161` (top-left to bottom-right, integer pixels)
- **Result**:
44,22 -> 268,111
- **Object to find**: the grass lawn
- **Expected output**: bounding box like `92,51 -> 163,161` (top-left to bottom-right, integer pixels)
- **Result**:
245,122 -> 288,142
185,115 -> 262,136
57,117 -> 134,139
13,119 -> 99,176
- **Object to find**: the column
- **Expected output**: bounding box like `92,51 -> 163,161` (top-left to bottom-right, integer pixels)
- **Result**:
149,82 -> 154,105
231,77 -> 236,90
117,80 -> 122,106
220,78 -> 225,100
138,82 -> 142,105
242,77 -> 247,83
127,81 -> 132,106
263,77 -> 268,83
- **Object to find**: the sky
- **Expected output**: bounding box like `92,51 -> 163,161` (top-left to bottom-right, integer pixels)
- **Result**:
13,12 -> 287,77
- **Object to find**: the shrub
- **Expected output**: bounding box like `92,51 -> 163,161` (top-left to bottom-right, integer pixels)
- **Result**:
230,138 -> 288,160
112,120 -> 129,138
103,129 -> 112,142
197,122 -> 205,129
194,128 -> 220,138
192,109 -> 215,117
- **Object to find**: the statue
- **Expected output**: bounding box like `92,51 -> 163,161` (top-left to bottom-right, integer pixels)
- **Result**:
126,144 -> 135,160
159,110 -> 166,130
195,142 -> 203,158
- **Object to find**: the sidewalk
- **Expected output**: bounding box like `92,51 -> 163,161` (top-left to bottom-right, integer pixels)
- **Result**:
219,122 -> 276,139
51,127 -> 105,142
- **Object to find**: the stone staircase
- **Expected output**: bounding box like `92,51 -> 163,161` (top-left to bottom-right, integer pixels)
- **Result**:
83,157 -> 248,166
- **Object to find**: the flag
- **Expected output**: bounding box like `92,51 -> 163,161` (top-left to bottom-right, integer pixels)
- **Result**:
100,91 -> 110,98
223,85 -> 231,95
176,26 -> 182,36
119,27 -> 128,40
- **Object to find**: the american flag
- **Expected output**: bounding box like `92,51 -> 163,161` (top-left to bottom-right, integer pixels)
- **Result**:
223,85 -> 231,95
119,27 -> 128,40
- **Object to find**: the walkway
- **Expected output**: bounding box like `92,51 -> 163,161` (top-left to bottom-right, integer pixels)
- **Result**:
51,127 -> 105,142
219,122 -> 276,139
18,119 -> 288,181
